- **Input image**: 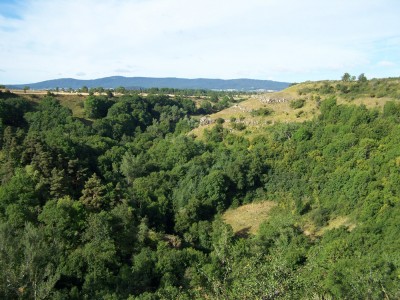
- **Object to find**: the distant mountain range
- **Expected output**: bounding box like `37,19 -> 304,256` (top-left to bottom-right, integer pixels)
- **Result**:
6,76 -> 291,91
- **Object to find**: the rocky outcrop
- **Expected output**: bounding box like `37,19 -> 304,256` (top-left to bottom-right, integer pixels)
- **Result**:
199,115 -> 214,126
257,95 -> 291,104
231,104 -> 252,113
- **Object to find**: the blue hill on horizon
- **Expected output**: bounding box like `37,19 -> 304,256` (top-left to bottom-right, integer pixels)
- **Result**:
6,76 -> 291,91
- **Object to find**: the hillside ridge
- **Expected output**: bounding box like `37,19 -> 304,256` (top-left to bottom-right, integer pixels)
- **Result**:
191,77 -> 400,138
6,76 -> 291,91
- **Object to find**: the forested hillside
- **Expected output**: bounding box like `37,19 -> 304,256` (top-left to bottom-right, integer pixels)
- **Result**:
0,78 -> 400,299
6,76 -> 290,92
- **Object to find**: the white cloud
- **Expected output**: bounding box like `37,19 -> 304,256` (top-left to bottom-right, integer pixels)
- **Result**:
1,0 -> 400,83
378,60 -> 396,67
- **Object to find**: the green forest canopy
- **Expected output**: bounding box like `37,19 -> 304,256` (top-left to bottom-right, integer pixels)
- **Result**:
0,78 -> 400,299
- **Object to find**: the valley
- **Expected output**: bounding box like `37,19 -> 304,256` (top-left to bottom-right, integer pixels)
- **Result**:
0,76 -> 399,299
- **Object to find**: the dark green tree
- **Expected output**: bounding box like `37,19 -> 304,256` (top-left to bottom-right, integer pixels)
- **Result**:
79,174 -> 107,211
341,72 -> 351,82
358,73 -> 367,82
84,95 -> 114,119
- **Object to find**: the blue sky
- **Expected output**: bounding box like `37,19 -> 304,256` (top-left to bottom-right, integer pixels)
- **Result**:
0,0 -> 22,19
0,0 -> 399,84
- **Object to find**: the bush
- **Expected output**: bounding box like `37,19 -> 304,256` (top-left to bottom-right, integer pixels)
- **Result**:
231,122 -> 246,131
290,99 -> 306,109
295,110 -> 305,118
250,107 -> 274,117
310,208 -> 330,227
215,118 -> 225,124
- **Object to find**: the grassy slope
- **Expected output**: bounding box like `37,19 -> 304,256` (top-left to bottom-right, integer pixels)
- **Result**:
223,201 -> 277,236
191,78 -> 400,139
11,92 -> 87,119
203,78 -> 400,235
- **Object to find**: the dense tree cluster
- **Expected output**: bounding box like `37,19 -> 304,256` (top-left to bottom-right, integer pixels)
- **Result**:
0,82 -> 399,298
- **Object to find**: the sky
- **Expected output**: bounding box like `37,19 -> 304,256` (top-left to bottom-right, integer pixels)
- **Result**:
0,0 -> 399,84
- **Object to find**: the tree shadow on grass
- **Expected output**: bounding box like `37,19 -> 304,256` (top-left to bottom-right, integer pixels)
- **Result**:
235,226 -> 252,238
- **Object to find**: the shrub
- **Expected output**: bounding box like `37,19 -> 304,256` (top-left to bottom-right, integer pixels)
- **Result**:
231,122 -> 246,131
290,99 -> 306,109
215,118 -> 225,124
250,107 -> 274,117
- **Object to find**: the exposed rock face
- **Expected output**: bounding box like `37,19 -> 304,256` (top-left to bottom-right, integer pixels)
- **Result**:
231,104 -> 252,113
199,115 -> 214,126
257,95 -> 291,104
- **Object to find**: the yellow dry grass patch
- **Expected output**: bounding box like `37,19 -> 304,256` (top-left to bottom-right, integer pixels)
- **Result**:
189,123 -> 213,140
17,92 -> 87,119
223,201 -> 277,236
303,216 -> 356,238
338,96 -> 390,110
212,95 -> 317,124
317,216 -> 356,236
56,95 -> 86,118
189,88 -> 324,136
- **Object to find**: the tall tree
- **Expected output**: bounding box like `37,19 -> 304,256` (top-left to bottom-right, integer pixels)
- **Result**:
79,174 -> 106,211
